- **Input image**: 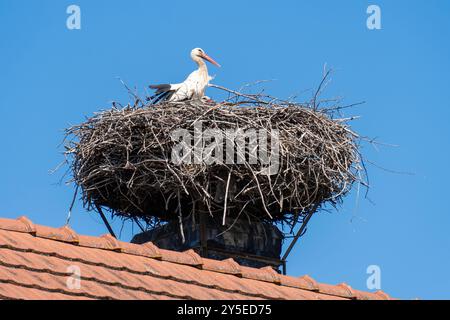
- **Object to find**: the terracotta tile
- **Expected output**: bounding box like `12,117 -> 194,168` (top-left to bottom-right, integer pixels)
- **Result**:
298,275 -> 320,291
375,290 -> 392,300
35,225 -> 79,244
78,234 -> 117,251
116,239 -> 161,259
202,258 -> 241,275
0,282 -> 91,300
279,274 -> 318,291
241,266 -> 279,284
159,249 -> 203,267
0,217 -> 34,234
351,289 -> 385,300
318,283 -> 354,299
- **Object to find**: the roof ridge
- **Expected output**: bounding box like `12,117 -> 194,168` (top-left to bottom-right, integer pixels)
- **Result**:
0,216 -> 392,300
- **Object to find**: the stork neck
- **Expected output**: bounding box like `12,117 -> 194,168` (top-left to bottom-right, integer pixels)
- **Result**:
196,59 -> 208,73
195,61 -> 209,82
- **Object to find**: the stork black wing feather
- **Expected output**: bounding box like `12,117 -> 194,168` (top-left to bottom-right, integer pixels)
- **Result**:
148,84 -> 175,104
148,90 -> 174,105
149,84 -> 172,95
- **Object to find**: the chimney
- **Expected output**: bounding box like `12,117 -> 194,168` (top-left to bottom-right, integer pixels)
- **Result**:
131,215 -> 284,270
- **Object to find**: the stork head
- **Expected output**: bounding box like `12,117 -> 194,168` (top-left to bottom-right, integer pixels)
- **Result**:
191,48 -> 221,67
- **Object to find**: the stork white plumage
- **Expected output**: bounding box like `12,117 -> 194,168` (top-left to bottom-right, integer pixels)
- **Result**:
150,48 -> 221,103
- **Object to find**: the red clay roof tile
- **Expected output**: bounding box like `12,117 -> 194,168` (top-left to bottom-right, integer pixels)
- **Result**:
35,224 -> 79,244
0,217 -> 35,235
279,274 -> 318,291
375,290 -> 392,300
118,240 -> 162,259
159,248 -> 203,267
240,265 -> 280,284
298,275 -> 320,291
202,258 -> 241,276
0,282 -> 92,300
0,216 -> 394,300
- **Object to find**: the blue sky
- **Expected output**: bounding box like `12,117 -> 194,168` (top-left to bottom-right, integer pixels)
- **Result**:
1,0 -> 449,299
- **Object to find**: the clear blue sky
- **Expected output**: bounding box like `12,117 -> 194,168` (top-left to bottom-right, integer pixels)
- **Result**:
1,0 -> 449,300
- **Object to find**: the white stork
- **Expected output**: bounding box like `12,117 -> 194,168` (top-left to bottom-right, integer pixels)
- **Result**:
150,48 -> 221,103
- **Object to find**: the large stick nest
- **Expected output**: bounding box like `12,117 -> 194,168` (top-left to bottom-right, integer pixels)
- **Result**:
65,89 -> 364,228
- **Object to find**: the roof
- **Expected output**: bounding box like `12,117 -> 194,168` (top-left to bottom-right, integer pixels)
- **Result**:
0,216 -> 392,300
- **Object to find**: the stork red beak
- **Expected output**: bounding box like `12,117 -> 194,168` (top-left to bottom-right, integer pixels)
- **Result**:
201,52 -> 221,67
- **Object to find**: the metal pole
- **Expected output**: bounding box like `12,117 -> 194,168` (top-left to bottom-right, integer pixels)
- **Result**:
281,205 -> 319,262
95,204 -> 117,239
199,210 -> 208,257
133,217 -> 145,233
